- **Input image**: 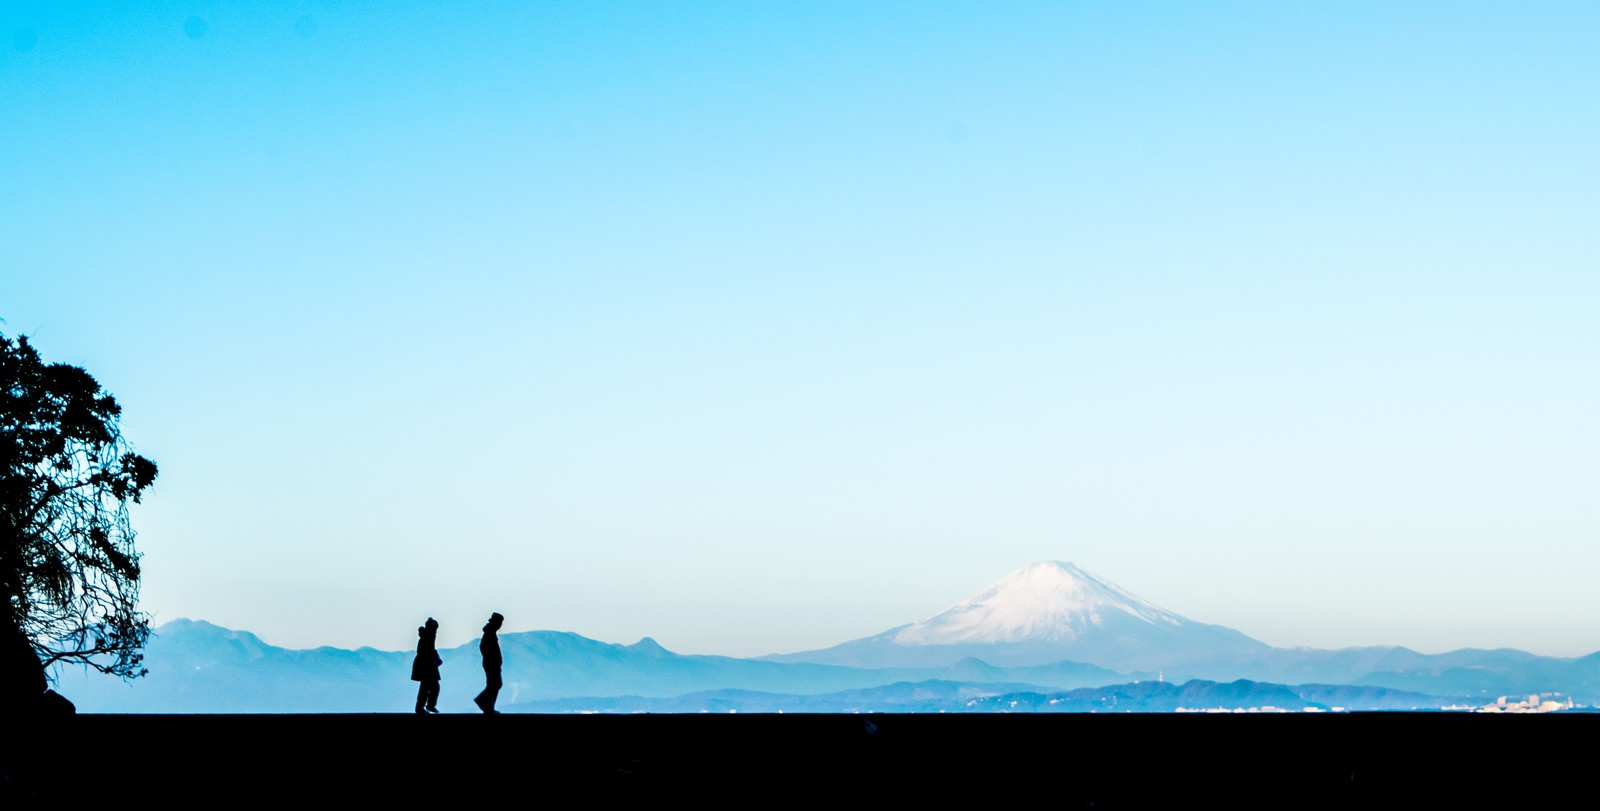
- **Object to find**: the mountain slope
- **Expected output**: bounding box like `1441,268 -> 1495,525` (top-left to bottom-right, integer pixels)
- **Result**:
56,619 -> 1129,712
769,561 -> 1269,671
53,562 -> 1600,712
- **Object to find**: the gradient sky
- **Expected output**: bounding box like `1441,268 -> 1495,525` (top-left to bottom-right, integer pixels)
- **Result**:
5,1 -> 1597,658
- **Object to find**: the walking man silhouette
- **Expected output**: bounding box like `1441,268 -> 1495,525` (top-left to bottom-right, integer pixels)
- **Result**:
411,617 -> 442,714
473,612 -> 504,714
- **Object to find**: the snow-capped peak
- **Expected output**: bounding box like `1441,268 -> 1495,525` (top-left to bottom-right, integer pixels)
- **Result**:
890,561 -> 1188,645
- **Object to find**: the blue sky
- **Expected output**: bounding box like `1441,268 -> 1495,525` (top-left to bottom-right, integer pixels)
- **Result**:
5,1 -> 1598,657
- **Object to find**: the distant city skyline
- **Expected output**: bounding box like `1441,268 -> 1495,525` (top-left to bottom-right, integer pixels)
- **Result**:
5,2 -> 1598,658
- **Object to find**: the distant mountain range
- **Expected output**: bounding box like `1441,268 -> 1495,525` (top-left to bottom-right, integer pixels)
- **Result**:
507,679 -> 1467,714
766,561 -> 1270,671
55,561 -> 1600,712
765,561 -> 1600,699
56,618 -> 1127,713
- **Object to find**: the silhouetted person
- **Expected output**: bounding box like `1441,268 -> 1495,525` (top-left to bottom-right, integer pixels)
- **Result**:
411,617 -> 442,714
473,612 -> 503,714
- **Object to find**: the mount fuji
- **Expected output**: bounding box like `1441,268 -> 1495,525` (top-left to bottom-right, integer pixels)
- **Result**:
767,561 -> 1270,672
55,561 -> 1600,711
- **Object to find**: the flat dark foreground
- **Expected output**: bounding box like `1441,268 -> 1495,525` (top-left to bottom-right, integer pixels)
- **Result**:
6,713 -> 1589,807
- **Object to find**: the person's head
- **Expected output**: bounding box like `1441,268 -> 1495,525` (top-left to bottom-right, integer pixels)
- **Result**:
417,626 -> 425,638
486,612 -> 504,632
425,617 -> 438,631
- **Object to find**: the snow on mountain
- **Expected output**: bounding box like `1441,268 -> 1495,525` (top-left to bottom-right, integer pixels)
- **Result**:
769,560 -> 1271,671
890,561 -> 1186,646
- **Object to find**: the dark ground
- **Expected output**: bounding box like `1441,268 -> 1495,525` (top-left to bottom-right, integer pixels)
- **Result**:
5,713 -> 1589,806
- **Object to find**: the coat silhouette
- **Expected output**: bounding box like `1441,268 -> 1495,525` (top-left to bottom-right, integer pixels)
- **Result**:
411,618 -> 441,714
473,612 -> 503,714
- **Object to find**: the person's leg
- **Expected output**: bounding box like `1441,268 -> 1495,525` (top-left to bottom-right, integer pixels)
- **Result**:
474,677 -> 489,712
475,673 -> 502,713
415,681 -> 428,714
424,680 -> 440,712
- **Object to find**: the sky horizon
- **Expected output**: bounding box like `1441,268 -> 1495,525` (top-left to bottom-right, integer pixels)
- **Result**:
6,2 -> 1598,659
143,553 -> 1600,659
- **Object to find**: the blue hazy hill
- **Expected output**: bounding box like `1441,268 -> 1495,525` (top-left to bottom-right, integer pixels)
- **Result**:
57,620 -> 417,713
50,561 -> 1600,713
57,619 -> 1128,713
55,618 -> 1598,713
959,679 -> 1464,713
507,678 -> 1467,714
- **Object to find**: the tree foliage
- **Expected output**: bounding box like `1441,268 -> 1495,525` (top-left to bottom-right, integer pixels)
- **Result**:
1,331 -> 157,681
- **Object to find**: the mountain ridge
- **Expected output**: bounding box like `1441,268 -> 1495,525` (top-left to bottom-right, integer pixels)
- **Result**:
54,561 -> 1600,711
767,560 -> 1270,671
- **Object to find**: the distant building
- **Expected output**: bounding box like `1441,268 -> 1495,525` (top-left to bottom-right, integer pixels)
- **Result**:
1475,693 -> 1576,713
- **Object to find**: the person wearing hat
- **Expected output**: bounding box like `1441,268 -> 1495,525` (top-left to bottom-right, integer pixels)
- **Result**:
411,617 -> 442,714
473,612 -> 504,714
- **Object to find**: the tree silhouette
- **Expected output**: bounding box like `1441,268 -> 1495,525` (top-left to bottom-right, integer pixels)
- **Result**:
1,331 -> 157,705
